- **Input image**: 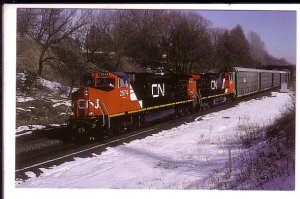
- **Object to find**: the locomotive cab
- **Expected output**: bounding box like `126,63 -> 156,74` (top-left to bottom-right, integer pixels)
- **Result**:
197,72 -> 235,108
81,72 -> 116,91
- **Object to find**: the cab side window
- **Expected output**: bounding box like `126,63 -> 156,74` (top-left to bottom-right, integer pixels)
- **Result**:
118,78 -> 128,88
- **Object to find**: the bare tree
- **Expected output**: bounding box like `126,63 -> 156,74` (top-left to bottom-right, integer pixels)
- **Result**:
208,27 -> 227,71
216,25 -> 252,70
110,10 -> 140,70
17,8 -> 35,37
53,46 -> 85,96
85,11 -> 114,63
125,10 -> 165,69
166,11 -> 211,73
229,25 -> 252,67
247,31 -> 266,67
19,8 -> 92,77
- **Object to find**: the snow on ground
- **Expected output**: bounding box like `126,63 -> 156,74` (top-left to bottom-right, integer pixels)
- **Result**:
16,73 -> 27,81
16,72 -> 77,101
16,107 -> 31,112
16,96 -> 35,103
16,92 -> 293,189
38,77 -> 72,97
49,99 -> 72,107
16,125 -> 45,133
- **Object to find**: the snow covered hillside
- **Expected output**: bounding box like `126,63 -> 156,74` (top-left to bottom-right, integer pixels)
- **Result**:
16,72 -> 75,133
16,92 -> 294,189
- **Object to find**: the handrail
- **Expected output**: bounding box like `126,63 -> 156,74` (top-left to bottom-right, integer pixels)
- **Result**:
100,101 -> 110,129
98,102 -> 105,126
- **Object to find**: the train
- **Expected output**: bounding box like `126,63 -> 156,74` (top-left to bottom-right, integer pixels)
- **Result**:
67,67 -> 289,143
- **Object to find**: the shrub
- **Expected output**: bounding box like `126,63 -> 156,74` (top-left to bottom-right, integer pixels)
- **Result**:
237,123 -> 265,148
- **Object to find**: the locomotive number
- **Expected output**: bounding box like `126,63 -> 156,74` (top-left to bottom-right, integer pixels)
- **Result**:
152,83 -> 165,98
120,90 -> 129,97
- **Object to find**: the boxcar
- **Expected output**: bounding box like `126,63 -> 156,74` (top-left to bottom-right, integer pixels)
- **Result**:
259,69 -> 273,91
234,67 -> 259,97
280,71 -> 289,85
272,71 -> 281,87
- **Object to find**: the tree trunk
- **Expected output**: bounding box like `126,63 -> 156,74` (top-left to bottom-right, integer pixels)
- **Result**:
38,46 -> 48,76
115,53 -> 122,71
68,79 -> 74,97
27,46 -> 48,93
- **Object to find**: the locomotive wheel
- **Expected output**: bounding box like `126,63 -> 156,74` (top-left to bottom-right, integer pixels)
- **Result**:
174,108 -> 182,119
184,106 -> 193,116
133,115 -> 144,130
183,108 -> 189,116
136,115 -> 142,129
93,129 -> 104,141
209,101 -> 214,108
114,125 -> 126,135
73,133 -> 89,145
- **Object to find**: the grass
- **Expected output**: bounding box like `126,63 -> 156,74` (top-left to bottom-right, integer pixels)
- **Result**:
236,123 -> 266,148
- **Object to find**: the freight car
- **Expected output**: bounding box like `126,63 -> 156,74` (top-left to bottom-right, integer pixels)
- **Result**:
68,67 -> 288,143
233,67 -> 289,97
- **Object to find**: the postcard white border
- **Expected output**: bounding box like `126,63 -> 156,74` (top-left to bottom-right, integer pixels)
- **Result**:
3,3 -> 299,199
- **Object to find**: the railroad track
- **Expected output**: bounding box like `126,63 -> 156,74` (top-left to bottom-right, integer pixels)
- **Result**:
15,90 -> 275,181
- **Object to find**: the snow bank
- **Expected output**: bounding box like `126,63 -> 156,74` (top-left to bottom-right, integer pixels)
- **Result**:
49,99 -> 71,107
17,92 -> 293,189
16,73 -> 27,81
16,72 -> 77,98
16,125 -> 45,133
16,107 -> 31,112
16,96 -> 35,103
38,78 -> 71,95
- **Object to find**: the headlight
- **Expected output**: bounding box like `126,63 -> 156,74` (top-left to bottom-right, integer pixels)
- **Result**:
84,89 -> 88,96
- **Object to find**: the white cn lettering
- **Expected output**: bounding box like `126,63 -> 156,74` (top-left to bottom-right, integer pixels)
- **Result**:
94,99 -> 100,109
152,83 -> 165,98
222,78 -> 225,89
78,99 -> 100,109
211,80 -> 217,90
78,99 -> 85,110
88,101 -> 94,108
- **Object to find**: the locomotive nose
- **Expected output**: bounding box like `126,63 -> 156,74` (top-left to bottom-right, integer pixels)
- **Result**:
71,88 -> 103,118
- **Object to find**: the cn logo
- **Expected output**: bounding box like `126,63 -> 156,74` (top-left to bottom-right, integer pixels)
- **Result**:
152,83 -> 165,98
211,80 -> 217,90
78,99 -> 100,110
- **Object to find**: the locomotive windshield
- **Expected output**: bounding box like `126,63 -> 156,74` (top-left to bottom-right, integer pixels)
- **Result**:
96,78 -> 115,91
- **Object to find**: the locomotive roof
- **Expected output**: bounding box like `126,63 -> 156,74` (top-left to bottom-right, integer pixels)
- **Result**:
258,69 -> 275,73
234,67 -> 259,72
113,71 -> 130,79
234,67 -> 288,74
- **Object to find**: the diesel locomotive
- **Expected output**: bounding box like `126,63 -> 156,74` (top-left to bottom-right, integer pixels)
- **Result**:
68,67 -> 289,143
